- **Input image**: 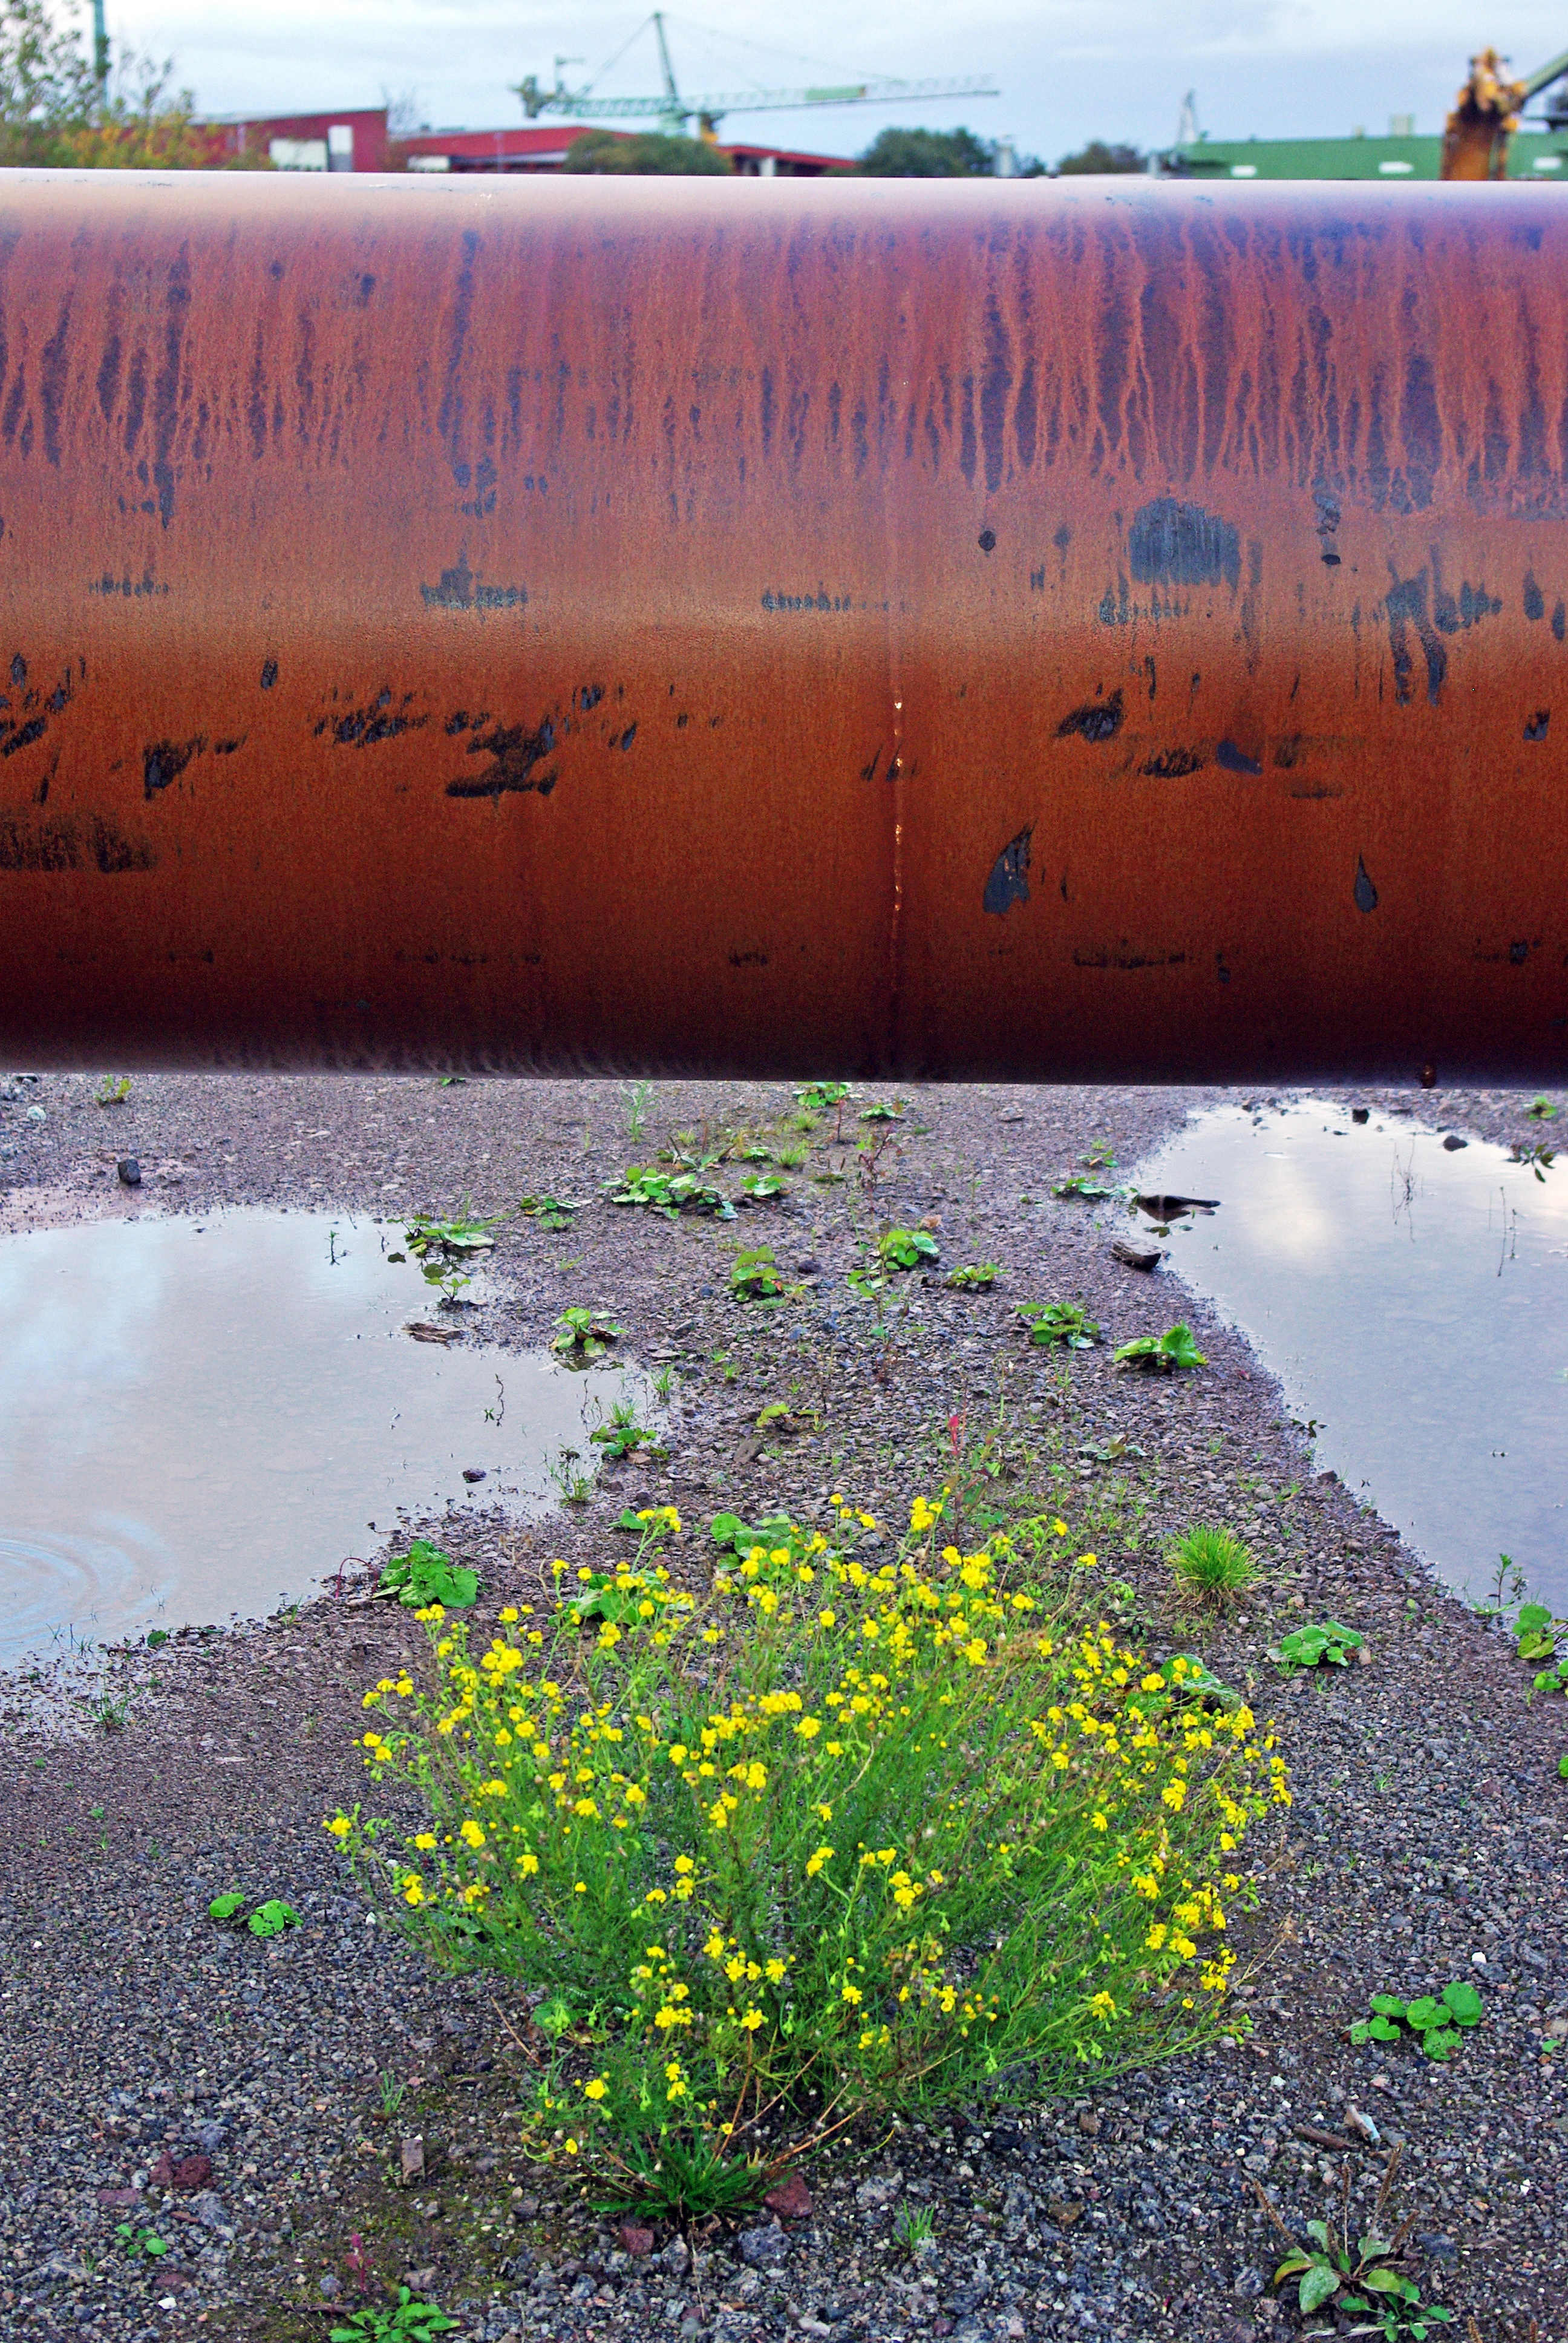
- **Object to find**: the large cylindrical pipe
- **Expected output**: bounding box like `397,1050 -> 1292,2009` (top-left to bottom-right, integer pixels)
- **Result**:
0,171 -> 1563,1081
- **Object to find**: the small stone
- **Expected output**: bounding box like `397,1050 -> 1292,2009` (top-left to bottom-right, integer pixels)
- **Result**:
659,2234 -> 689,2274
854,2172 -> 902,2210
1111,1240 -> 1163,1273
462,1468 -> 487,1483
1441,1134 -> 1467,1151
617,2223 -> 655,2257
399,2135 -> 425,2185
147,2151 -> 175,2190
318,2275 -> 341,2299
737,2220 -> 788,2269
763,2172 -> 813,2221
192,2121 -> 227,2154
172,2154 -> 213,2192
117,1156 -> 141,1186
1076,2109 -> 1100,2137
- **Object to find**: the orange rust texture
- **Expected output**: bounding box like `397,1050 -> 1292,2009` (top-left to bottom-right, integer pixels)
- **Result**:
0,171 -> 1563,1081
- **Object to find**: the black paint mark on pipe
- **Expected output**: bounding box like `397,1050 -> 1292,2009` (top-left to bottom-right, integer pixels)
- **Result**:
1215,739 -> 1263,776
1524,573 -> 1545,622
0,814 -> 154,873
260,658 -> 278,690
1140,746 -> 1205,778
318,692 -> 426,749
446,714 -> 559,799
983,827 -> 1032,916
1384,572 -> 1446,707
1524,709 -> 1550,741
143,738 -> 205,798
1354,856 -> 1379,914
978,528 -> 996,554
1128,498 -> 1241,594
1056,689 -> 1124,743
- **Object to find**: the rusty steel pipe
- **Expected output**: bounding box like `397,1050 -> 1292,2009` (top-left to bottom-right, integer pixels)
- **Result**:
0,171 -> 1564,1083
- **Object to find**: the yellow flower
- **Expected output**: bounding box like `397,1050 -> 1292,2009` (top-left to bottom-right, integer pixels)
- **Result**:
909,1495 -> 938,1534
1089,1990 -> 1117,2020
413,1831 -> 437,1851
325,1815 -> 353,1840
459,1818 -> 486,1849
740,2008 -> 764,2033
403,1876 -> 425,1907
805,1846 -> 835,1878
583,2077 -> 608,2101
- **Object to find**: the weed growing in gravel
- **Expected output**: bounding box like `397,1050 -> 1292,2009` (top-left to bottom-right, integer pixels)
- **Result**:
403,1208 -> 499,1260
1259,2148 -> 1453,2336
328,2289 -> 457,2342
332,1495 -> 1286,2217
730,1247 -> 788,1305
609,1164 -> 736,1221
1272,1620 -> 1364,1671
878,1227 -> 938,1270
624,1081 -> 655,1141
552,1307 -> 621,1361
1018,1301 -> 1099,1350
379,1542 -> 479,1610
88,1689 -> 131,1731
893,2203 -> 936,2252
114,2223 -> 168,2260
946,1263 -> 1001,1289
1168,1527 -> 1255,1607
1528,1095 -> 1557,1119
1349,1980 -> 1482,2061
517,1194 -> 582,1231
589,1403 -> 660,1462
378,2070 -> 407,2116
94,1075 -> 132,1106
1114,1324 -> 1206,1372
795,1082 -> 850,1113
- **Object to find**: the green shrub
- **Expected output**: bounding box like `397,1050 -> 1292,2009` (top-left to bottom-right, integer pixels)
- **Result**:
330,1501 -> 1285,2215
1167,1526 -> 1255,1605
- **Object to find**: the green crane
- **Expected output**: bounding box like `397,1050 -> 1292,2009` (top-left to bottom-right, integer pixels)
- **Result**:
515,11 -> 996,140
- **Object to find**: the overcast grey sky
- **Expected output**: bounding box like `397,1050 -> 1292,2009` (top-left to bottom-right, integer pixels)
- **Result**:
105,1 -> 1568,164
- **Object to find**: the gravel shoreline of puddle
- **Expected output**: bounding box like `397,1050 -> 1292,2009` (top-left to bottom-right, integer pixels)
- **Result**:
0,1070 -> 1563,2343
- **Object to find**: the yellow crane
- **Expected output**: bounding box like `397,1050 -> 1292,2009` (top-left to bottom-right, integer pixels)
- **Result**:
1440,42 -> 1568,179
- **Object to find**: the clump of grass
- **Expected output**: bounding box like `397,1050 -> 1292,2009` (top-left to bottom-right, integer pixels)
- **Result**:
1168,1524 -> 1255,1606
331,1495 -> 1285,2221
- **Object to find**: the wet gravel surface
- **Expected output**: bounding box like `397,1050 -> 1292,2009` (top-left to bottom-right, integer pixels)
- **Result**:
0,1070 -> 1563,2343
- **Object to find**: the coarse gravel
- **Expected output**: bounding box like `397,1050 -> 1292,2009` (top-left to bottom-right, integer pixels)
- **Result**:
0,1069 -> 1563,2343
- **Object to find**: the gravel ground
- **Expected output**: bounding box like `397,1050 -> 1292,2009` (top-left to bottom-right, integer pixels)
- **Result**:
0,1070 -> 1563,2343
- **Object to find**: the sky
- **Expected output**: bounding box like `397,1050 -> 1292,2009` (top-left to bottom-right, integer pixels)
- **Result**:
103,0 -> 1568,165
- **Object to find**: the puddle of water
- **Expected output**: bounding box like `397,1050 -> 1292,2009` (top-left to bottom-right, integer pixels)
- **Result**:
0,1210 -> 646,1667
1136,1101 -> 1568,1613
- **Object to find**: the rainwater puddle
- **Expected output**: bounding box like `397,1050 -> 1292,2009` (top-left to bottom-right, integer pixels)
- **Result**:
1135,1100 -> 1568,1613
0,1210 -> 645,1668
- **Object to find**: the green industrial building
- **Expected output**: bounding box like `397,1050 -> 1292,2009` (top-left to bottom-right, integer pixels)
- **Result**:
1172,128 -> 1568,181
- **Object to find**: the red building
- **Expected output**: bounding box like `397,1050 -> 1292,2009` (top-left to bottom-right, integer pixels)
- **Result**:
197,107 -> 390,173
198,108 -> 849,179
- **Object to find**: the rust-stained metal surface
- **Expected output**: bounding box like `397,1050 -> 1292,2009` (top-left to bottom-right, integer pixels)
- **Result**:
0,170 -> 1564,1082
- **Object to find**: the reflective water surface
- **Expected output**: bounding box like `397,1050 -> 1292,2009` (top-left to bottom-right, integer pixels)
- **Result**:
0,1210 -> 643,1666
1137,1100 -> 1568,1614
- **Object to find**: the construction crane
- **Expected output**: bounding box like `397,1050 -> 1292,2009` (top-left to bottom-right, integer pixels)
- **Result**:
1440,42 -> 1568,179
514,11 -> 996,141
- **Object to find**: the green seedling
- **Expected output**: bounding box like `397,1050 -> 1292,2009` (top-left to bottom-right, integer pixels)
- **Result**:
1016,1299 -> 1099,1349
247,1898 -> 300,1938
738,1172 -> 787,1199
518,1193 -> 583,1231
378,2070 -> 407,2116
878,1227 -> 938,1270
378,1540 -> 479,1610
1349,1979 -> 1482,2060
552,1306 -> 622,1360
1273,2224 -> 1450,2335
754,1401 -> 793,1434
1273,1619 -> 1365,1670
774,1142 -> 809,1168
590,1404 -> 659,1461
209,1891 -> 249,1922
795,1081 -> 849,1112
1114,1323 -> 1207,1371
1528,1095 -> 1558,1119
94,1075 -> 132,1106
1167,1524 -> 1255,1604
403,1207 -> 498,1259
1560,1754 -> 1568,1780
115,2223 -> 168,2261
614,1508 -> 648,1533
859,1099 -> 905,1122
329,2289 -> 459,2343
846,1262 -> 887,1303
1051,1175 -> 1126,1201
893,2203 -> 936,2252
709,1510 -> 794,1558
1515,1602 -> 1558,1660
624,1079 -> 655,1141
946,1262 -> 1001,1289
144,1628 -> 169,1649
1509,1139 -> 1557,1180
730,1246 -> 788,1305
1082,1139 -> 1118,1168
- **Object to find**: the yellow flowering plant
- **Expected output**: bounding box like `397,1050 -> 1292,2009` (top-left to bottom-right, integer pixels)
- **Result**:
328,1495 -> 1286,2215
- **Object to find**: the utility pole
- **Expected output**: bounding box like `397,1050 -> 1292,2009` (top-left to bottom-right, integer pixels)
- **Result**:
651,13 -> 685,135
91,0 -> 109,97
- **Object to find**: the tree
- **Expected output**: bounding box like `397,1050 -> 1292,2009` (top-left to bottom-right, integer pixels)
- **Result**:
563,128 -> 734,175
857,125 -> 995,177
0,0 -> 263,168
1056,140 -> 1144,175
